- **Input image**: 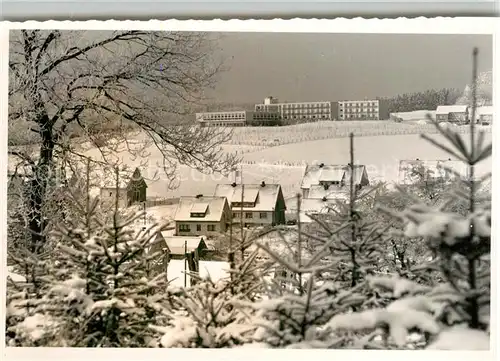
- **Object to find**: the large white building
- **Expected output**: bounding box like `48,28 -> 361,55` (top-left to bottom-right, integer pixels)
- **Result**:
337,99 -> 390,120
195,110 -> 281,127
255,96 -> 337,123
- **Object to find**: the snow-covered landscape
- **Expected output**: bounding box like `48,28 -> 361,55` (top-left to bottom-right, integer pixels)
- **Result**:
4,28 -> 493,352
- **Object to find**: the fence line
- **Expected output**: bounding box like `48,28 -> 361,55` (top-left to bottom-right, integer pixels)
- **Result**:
227,126 -> 492,148
144,198 -> 179,208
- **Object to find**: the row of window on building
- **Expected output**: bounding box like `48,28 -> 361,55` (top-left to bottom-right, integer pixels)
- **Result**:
196,97 -> 390,127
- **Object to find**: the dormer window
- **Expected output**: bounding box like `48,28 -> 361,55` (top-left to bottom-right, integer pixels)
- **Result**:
190,212 -> 206,218
232,201 -> 256,208
190,202 -> 208,218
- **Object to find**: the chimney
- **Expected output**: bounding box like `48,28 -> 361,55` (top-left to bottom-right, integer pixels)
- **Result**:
322,196 -> 327,202
319,163 -> 324,168
261,181 -> 266,187
195,194 -> 203,199
231,182 -> 237,187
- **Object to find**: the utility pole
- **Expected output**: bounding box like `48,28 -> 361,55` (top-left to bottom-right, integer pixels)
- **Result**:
184,240 -> 187,288
240,164 -> 245,261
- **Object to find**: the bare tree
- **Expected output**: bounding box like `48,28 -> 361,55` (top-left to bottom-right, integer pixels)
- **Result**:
8,30 -> 239,253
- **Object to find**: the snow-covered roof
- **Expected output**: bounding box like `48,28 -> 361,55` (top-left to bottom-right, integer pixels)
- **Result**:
174,196 -> 228,222
167,260 -> 230,288
191,202 -> 209,214
307,185 -> 350,200
298,198 -> 338,223
300,164 -> 366,189
398,159 -> 468,185
475,105 -> 494,116
300,198 -> 337,213
214,183 -> 282,212
146,205 -> 178,223
162,235 -> 205,255
318,168 -> 344,182
436,105 -> 468,115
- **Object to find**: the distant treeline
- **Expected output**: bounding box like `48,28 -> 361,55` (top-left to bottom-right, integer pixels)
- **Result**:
378,88 -> 462,113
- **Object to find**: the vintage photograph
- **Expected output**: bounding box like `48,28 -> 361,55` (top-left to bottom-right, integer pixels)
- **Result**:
4,22 -> 493,350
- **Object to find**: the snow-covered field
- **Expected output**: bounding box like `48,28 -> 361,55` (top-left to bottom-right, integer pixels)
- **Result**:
227,120 -> 449,146
167,260 -> 231,288
79,132 -> 488,200
391,110 -> 436,121
8,111 -> 492,201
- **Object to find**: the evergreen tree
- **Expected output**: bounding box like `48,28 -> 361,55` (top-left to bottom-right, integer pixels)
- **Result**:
323,48 -> 491,350
242,134 -> 392,348
6,165 -> 171,347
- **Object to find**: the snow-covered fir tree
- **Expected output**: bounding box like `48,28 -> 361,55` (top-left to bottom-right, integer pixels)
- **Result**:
324,48 -> 491,350
6,165 -> 171,347
238,134 -> 395,348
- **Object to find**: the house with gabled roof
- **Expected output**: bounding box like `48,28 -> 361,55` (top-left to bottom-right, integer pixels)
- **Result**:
300,163 -> 369,198
213,181 -> 286,227
435,105 -> 469,123
99,167 -> 148,209
161,235 -> 207,260
474,105 -> 494,124
174,195 -> 231,237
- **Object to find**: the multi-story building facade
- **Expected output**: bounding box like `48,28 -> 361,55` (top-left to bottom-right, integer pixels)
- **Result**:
337,99 -> 390,121
195,110 -> 281,127
255,96 -> 337,123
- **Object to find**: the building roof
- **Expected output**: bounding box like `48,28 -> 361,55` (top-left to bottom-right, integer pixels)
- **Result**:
196,110 -> 247,116
191,202 -> 209,214
398,159 -> 468,184
307,185 -> 350,200
232,187 -> 259,203
300,164 -> 366,189
300,198 -> 336,213
162,235 -> 205,255
174,196 -> 228,222
436,105 -> 469,115
475,105 -> 494,116
213,183 -> 282,212
166,260 -> 230,288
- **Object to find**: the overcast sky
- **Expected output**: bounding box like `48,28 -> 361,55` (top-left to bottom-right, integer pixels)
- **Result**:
209,33 -> 492,104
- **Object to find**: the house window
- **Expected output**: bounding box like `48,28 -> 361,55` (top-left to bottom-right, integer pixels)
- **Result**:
245,212 -> 253,219
109,192 -> 112,196
259,212 -> 267,219
179,224 -> 190,232
196,224 -> 202,232
207,225 -> 216,232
